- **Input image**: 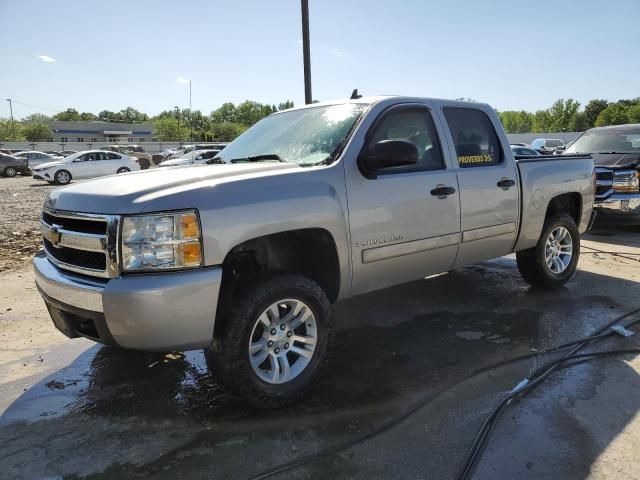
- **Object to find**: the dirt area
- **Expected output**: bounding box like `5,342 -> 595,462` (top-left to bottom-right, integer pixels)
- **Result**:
0,176 -> 55,272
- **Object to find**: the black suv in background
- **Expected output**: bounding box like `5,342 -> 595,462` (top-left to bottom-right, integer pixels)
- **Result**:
564,124 -> 640,225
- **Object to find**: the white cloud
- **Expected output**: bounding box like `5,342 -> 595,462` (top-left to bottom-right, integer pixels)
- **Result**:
37,55 -> 56,63
176,76 -> 190,84
331,48 -> 344,58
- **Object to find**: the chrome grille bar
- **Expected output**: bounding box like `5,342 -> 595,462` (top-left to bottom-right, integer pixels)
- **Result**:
42,207 -> 120,279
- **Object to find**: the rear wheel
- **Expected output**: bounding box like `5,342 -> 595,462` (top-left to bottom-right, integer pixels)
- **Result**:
516,213 -> 580,288
117,167 -> 130,174
206,274 -> 333,408
137,158 -> 150,170
3,167 -> 17,177
54,170 -> 71,185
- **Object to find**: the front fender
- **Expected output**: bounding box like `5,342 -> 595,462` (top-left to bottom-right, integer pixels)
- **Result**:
199,166 -> 351,300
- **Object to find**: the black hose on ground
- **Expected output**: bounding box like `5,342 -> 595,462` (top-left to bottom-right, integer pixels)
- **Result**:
249,306 -> 640,480
455,306 -> 640,480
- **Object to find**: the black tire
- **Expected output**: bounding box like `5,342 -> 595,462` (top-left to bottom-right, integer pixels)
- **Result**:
117,167 -> 130,174
138,158 -> 150,170
54,170 -> 72,185
516,213 -> 580,288
205,274 -> 334,408
4,166 -> 17,177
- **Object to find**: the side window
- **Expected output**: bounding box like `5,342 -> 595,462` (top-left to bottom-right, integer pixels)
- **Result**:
443,107 -> 503,168
107,153 -> 121,160
365,107 -> 445,174
76,154 -> 89,162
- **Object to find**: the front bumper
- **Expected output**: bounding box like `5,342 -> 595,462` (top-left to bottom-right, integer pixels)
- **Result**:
33,252 -> 223,351
594,193 -> 640,225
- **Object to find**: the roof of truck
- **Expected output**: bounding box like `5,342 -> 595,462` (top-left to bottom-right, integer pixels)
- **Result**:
277,95 -> 488,113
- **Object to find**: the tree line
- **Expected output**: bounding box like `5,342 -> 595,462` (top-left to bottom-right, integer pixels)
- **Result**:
0,100 -> 295,142
498,98 -> 640,133
2,97 -> 639,142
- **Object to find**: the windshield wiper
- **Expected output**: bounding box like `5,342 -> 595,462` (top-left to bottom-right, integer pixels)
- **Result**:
228,154 -> 286,163
596,151 -> 627,154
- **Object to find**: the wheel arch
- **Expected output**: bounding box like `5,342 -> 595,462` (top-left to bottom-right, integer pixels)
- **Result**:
544,192 -> 582,226
215,228 -> 341,335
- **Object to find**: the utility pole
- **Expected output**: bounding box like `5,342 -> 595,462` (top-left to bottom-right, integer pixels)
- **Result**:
301,0 -> 312,104
6,99 -> 15,140
189,79 -> 193,141
175,106 -> 180,143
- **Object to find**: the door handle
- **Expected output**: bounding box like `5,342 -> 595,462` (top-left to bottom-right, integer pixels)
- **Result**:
430,185 -> 456,198
497,179 -> 516,189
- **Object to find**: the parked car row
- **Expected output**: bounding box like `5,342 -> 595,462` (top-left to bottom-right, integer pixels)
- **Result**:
159,149 -> 223,167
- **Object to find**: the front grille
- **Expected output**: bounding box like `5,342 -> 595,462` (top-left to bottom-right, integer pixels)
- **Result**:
41,208 -> 119,278
595,168 -> 613,199
43,211 -> 106,235
44,238 -> 107,271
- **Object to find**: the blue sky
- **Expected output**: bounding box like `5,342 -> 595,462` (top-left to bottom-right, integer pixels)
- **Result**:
1,0 -> 639,119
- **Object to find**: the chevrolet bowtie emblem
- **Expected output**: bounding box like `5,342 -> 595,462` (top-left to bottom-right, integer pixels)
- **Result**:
42,223 -> 63,248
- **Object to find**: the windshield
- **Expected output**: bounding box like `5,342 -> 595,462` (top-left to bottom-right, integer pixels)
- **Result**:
545,139 -> 564,148
215,103 -> 368,166
565,129 -> 640,154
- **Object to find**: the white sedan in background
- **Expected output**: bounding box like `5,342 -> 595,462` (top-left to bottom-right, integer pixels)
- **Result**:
31,150 -> 141,185
13,150 -> 63,168
159,149 -> 223,167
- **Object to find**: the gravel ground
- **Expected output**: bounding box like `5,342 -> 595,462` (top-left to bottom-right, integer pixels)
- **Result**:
0,176 -> 56,272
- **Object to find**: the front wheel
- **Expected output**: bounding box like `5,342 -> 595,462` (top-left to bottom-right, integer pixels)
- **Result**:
3,167 -> 17,177
205,274 -> 334,408
516,213 -> 580,288
54,170 -> 71,185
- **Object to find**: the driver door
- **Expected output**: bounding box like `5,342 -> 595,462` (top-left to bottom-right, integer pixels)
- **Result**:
345,103 -> 461,296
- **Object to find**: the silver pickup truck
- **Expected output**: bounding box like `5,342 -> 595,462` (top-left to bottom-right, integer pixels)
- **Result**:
34,96 -> 594,406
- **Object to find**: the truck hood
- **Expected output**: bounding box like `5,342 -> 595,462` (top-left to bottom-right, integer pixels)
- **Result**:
590,152 -> 640,168
45,162 -> 301,214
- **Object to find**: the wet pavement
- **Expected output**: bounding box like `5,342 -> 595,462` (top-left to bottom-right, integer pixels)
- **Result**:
0,226 -> 639,479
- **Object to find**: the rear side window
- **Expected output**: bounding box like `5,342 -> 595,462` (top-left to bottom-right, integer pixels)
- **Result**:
443,107 -> 503,168
365,107 -> 445,174
107,153 -> 121,160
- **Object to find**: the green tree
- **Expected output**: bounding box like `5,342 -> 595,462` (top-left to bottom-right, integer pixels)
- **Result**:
118,107 -> 148,123
79,112 -> 97,121
23,113 -> 51,123
98,110 -> 118,122
53,108 -> 80,121
208,122 -> 248,141
278,101 -> 293,111
595,104 -> 630,126
211,102 -> 238,124
548,98 -> 581,132
532,110 -> 552,132
583,99 -> 609,129
0,119 -> 24,141
498,111 -> 533,133
153,117 -> 188,141
627,104 -> 640,124
22,123 -> 53,141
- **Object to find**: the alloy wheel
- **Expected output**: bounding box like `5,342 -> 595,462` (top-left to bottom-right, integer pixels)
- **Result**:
545,226 -> 573,274
248,299 -> 318,384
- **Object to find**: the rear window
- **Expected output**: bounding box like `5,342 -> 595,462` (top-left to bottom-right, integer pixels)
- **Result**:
443,107 -> 503,168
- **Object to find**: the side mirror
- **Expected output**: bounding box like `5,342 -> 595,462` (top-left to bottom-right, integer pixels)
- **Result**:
359,139 -> 418,179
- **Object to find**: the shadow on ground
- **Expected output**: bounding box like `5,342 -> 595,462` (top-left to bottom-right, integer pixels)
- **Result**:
1,257 -> 639,479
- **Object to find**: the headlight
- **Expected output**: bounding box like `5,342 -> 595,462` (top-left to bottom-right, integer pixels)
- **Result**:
121,210 -> 202,271
612,170 -> 640,193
